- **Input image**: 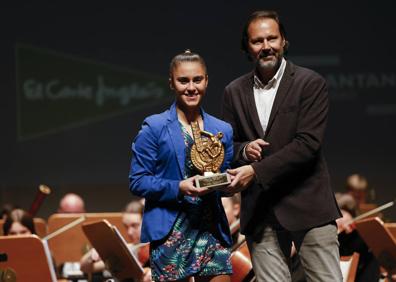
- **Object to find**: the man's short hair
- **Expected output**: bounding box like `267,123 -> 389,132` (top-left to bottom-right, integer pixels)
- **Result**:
124,198 -> 144,215
346,173 -> 368,191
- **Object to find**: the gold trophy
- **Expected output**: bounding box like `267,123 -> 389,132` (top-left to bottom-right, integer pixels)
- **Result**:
190,121 -> 231,189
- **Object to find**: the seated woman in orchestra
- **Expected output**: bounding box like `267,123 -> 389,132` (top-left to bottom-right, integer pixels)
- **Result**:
3,208 -> 36,236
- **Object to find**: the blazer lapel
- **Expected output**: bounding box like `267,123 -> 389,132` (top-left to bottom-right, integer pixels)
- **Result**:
242,74 -> 265,138
264,61 -> 295,138
202,109 -> 220,137
166,103 -> 185,177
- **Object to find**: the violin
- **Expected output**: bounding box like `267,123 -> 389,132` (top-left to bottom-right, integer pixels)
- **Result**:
133,242 -> 150,267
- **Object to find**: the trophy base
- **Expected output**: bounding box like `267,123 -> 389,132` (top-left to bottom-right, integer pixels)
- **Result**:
195,172 -> 231,190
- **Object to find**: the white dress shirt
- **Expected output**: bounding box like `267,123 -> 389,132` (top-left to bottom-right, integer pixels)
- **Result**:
242,58 -> 287,161
253,57 -> 287,135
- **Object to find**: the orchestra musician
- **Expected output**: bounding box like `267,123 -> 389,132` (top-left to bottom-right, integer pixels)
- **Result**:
2,208 -> 36,236
336,192 -> 381,281
58,193 -> 86,213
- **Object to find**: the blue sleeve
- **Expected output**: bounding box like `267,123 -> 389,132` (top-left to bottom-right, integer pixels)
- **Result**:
129,120 -> 180,202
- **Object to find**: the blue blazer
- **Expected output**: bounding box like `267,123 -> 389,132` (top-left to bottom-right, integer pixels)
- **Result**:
129,103 -> 233,246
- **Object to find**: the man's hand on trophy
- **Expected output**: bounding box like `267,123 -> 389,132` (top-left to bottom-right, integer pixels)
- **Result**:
179,176 -> 210,197
245,139 -> 269,162
223,165 -> 255,195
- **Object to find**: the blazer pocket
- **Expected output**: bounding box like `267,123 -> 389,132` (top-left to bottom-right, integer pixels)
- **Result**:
278,105 -> 298,114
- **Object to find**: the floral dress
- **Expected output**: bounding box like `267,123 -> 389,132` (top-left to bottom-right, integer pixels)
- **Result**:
149,123 -> 232,281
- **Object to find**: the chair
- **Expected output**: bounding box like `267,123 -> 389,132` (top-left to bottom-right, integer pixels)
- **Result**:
34,218 -> 48,237
358,203 -> 378,214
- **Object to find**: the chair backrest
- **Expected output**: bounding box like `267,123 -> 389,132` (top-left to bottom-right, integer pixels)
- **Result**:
34,218 -> 48,238
358,203 -> 377,213
46,213 -> 130,266
0,235 -> 57,282
0,218 -> 47,238
340,252 -> 360,282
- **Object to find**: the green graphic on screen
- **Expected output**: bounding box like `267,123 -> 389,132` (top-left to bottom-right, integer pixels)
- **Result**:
16,45 -> 172,140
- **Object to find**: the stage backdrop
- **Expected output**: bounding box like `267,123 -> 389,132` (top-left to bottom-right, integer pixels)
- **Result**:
0,2 -> 395,220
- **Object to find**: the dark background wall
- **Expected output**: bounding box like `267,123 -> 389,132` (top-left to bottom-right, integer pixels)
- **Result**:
1,2 -> 395,220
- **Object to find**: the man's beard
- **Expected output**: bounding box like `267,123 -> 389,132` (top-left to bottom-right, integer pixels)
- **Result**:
257,58 -> 278,69
256,50 -> 282,71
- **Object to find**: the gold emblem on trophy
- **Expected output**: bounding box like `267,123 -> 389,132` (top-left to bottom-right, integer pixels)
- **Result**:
190,121 -> 231,189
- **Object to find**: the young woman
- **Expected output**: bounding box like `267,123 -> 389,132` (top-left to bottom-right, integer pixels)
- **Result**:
3,208 -> 36,235
129,50 -> 233,282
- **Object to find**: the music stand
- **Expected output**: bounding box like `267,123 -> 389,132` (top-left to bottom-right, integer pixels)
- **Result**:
355,217 -> 396,275
47,212 -> 130,266
82,219 -> 144,281
0,235 -> 57,282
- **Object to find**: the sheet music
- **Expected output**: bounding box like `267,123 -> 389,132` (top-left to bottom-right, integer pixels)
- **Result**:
340,259 -> 352,282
